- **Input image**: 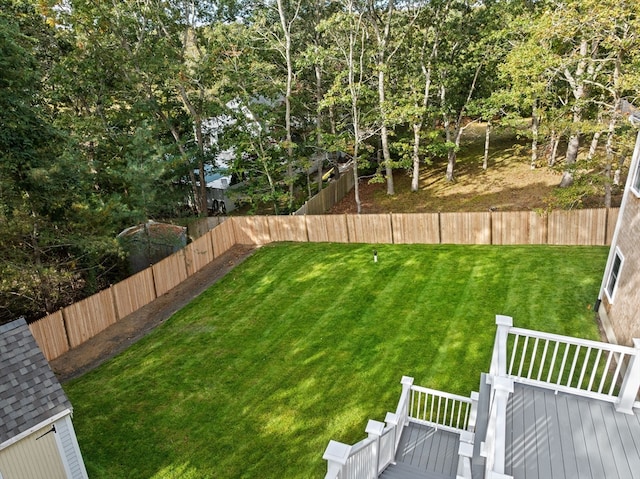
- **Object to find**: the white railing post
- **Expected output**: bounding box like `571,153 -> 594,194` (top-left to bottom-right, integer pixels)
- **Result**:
384,412 -> 399,461
490,315 -> 513,376
467,391 -> 480,432
323,440 -> 351,479
365,420 -> 385,476
395,376 -> 414,428
456,430 -> 475,479
482,376 -> 513,478
616,338 -> 640,414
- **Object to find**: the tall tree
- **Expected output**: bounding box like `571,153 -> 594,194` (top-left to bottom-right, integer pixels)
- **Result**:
320,0 -> 375,213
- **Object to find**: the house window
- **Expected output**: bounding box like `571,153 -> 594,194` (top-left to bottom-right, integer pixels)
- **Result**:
632,162 -> 640,197
605,249 -> 623,301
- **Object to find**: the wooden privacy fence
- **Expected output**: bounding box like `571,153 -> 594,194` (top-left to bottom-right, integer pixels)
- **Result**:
29,208 -> 618,361
233,208 -> 619,246
29,222 -> 238,361
294,166 -> 355,215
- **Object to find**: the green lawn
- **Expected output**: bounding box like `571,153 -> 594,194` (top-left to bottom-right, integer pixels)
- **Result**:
65,243 -> 607,478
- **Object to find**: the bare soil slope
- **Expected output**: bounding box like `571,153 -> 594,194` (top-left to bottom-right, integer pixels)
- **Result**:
330,124 -> 617,214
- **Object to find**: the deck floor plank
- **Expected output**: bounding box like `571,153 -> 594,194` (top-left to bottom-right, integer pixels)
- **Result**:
612,410 -> 640,478
583,399 -> 607,478
554,394 -> 578,478
543,387 -> 565,478
395,423 -> 458,479
532,388 -> 552,478
566,393 -> 593,479
506,383 -> 640,479
522,387 -> 539,478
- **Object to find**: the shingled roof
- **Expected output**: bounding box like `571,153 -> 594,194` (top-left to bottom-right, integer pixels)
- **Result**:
0,318 -> 72,446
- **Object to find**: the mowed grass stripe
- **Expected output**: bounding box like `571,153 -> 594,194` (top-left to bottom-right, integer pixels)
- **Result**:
66,243 -> 607,479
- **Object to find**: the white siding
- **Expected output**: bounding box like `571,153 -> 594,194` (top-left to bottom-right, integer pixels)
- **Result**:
54,416 -> 88,479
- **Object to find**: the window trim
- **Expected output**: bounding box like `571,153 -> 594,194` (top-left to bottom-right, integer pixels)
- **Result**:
631,160 -> 640,197
605,248 -> 624,302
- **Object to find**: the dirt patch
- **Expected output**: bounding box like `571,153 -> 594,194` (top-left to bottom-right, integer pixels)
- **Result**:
51,244 -> 257,383
330,125 -> 621,214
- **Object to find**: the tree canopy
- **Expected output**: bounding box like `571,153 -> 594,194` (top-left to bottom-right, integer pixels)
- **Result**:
1,0 -> 639,322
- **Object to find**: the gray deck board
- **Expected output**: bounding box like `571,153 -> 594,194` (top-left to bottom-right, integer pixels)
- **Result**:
395,423 -> 459,479
505,383 -> 640,479
613,407 -> 640,475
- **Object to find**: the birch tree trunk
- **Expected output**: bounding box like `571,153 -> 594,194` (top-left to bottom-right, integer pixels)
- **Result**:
369,0 -> 395,195
559,38 -> 589,187
411,123 -> 421,191
443,64 -> 481,182
531,99 -> 539,169
276,0 -> 301,210
549,131 -> 560,166
411,31 -> 438,192
483,121 -> 491,170
587,131 -> 602,161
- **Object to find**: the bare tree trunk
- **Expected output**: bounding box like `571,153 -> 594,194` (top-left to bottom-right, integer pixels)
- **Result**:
411,123 -> 421,191
315,62 -> 323,192
604,162 -> 612,208
411,31 -> 437,192
176,84 -> 208,214
314,0 -> 324,193
560,130 -> 580,187
369,0 -> 395,195
276,0 -> 301,211
560,38 -> 590,187
483,121 -> 491,170
549,131 -> 560,166
587,130 -> 602,161
531,100 -> 539,169
614,153 -> 625,186
353,143 -> 361,214
442,64 -> 481,182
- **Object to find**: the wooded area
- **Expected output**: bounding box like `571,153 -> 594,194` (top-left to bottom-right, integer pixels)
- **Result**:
2,0 -> 639,322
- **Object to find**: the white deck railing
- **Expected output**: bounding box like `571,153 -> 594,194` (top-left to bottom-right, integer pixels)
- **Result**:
323,376 -> 478,479
323,316 -> 640,479
482,315 -> 640,479
323,377 -> 413,479
490,317 -> 640,413
407,385 -> 473,433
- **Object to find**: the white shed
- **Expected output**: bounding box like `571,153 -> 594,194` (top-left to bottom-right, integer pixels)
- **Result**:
0,319 -> 88,479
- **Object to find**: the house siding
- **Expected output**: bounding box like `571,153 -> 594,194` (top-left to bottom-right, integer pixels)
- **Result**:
599,130 -> 640,346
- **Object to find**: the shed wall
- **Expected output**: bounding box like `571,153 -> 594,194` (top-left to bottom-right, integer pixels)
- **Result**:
0,425 -> 66,479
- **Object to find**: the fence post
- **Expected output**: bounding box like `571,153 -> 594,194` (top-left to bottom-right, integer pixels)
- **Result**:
490,315 -> 513,377
366,419 -> 385,475
323,440 -> 351,478
616,338 -> 640,414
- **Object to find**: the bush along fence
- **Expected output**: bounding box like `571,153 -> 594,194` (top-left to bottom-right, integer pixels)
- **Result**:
29,208 -> 618,361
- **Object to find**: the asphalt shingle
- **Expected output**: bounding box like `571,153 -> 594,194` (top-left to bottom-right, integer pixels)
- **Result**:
0,318 -> 72,445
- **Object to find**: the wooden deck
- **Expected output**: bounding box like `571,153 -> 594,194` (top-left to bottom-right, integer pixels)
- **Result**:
505,383 -> 640,479
380,422 -> 459,479
379,381 -> 640,479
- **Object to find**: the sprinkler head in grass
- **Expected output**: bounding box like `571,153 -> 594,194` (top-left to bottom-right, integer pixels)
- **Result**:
373,249 -> 378,263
